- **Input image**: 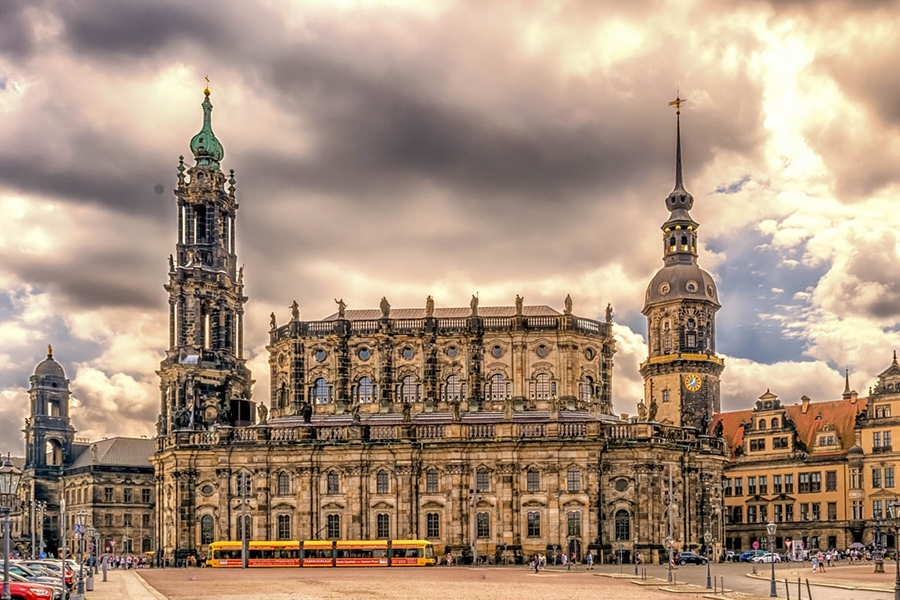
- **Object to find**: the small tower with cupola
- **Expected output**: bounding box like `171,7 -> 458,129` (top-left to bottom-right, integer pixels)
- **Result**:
24,345 -> 76,472
640,98 -> 724,429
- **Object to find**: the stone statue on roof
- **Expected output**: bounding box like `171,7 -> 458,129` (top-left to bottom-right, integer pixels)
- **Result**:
470,294 -> 479,317
380,296 -> 391,318
269,312 -> 277,330
335,298 -> 346,318
257,402 -> 268,425
425,295 -> 434,318
606,303 -> 614,323
290,300 -> 300,321
515,294 -> 523,316
564,294 -> 573,315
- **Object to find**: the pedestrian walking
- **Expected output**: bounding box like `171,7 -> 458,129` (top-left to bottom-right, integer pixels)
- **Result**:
586,552 -> 593,570
812,555 -> 818,572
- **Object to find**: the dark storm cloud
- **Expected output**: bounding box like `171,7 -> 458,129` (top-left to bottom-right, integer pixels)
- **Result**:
0,2 -> 39,59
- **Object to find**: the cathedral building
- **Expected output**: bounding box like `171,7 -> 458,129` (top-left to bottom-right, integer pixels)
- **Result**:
151,90 -> 726,565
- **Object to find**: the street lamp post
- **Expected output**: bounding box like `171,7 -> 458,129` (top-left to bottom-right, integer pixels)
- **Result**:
35,501 -> 45,559
0,455 -> 23,600
75,509 -> 87,597
704,530 -> 712,589
86,526 -> 95,590
666,536 -> 674,583
766,521 -> 777,598
875,517 -> 885,573
887,501 -> 900,600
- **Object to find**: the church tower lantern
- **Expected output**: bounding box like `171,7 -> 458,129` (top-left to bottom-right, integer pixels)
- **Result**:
640,97 -> 724,429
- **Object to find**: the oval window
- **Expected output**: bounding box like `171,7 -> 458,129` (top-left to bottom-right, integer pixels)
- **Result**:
358,348 -> 371,361
314,349 -> 327,362
536,344 -> 550,358
447,346 -> 459,358
402,347 -> 414,360
491,345 -> 503,359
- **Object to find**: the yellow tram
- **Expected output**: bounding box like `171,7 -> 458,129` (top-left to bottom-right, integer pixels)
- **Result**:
206,539 -> 435,567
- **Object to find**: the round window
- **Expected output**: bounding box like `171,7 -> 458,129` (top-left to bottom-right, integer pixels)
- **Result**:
402,347 -> 414,360
491,345 -> 503,359
314,348 -> 327,362
686,280 -> 698,293
200,483 -> 215,495
584,348 -> 595,361
536,344 -> 549,358
614,479 -> 628,492
447,346 -> 459,358
358,348 -> 371,361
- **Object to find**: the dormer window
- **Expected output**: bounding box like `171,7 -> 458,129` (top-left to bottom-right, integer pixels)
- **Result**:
771,417 -> 779,428
758,419 -> 767,430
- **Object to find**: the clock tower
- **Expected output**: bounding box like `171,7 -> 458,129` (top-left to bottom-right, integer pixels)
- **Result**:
639,98 -> 724,429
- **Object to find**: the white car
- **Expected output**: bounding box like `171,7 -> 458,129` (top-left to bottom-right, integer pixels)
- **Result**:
751,552 -> 782,563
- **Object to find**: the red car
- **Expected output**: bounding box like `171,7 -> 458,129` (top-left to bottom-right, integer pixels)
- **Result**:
9,581 -> 54,600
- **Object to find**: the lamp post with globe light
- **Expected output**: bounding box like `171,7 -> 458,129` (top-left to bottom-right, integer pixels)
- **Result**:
0,455 -> 23,600
86,526 -> 96,590
766,521 -> 777,598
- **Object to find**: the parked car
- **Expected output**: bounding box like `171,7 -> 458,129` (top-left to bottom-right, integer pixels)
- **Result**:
8,573 -> 63,600
751,552 -> 782,563
8,580 -> 54,600
674,551 -> 708,565
7,564 -> 65,598
739,550 -> 765,562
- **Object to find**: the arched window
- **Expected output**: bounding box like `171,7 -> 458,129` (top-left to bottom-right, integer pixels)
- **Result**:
327,471 -> 340,495
486,373 -> 506,401
326,514 -> 340,539
527,512 -> 541,537
567,467 -> 581,493
277,472 -> 291,496
476,512 -> 490,538
771,417 -> 779,428
614,509 -> 630,541
278,382 -> 288,408
567,511 -> 581,536
376,470 -> 390,494
530,373 -> 551,400
400,376 -> 420,403
680,234 -> 688,250
579,376 -> 594,402
45,440 -> 62,466
669,235 -> 676,250
443,375 -> 464,402
277,514 -> 291,540
758,419 -> 767,430
686,318 -> 697,348
663,322 -> 672,354
312,378 -> 330,404
356,377 -> 374,403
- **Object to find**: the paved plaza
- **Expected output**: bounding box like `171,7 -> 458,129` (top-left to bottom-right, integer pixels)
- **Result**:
75,562 -> 900,600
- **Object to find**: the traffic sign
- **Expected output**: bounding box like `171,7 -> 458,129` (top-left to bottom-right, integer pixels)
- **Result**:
752,541 -> 759,549
786,540 -> 793,549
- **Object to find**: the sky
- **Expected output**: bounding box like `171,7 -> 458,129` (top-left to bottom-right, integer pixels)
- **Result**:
2,0 -> 900,455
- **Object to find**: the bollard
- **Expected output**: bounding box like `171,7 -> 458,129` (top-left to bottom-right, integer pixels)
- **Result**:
784,577 -> 790,600
805,578 -> 812,600
102,555 -> 108,582
797,576 -> 802,600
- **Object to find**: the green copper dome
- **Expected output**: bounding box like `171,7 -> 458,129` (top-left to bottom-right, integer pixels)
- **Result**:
189,89 -> 224,169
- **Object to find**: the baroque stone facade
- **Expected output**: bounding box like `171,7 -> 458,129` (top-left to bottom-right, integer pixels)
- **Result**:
152,91 -> 726,565
16,347 -> 155,557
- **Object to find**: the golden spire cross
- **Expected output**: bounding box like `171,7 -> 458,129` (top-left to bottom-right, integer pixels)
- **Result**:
204,76 -> 210,95
668,95 -> 687,115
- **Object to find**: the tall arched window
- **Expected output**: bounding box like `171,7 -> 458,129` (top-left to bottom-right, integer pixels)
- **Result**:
771,417 -> 779,428
476,468 -> 490,493
443,375 -> 463,401
615,509 -> 630,541
758,419 -> 767,430
236,472 -> 251,496
313,378 -> 330,404
356,377 -> 374,403
526,468 -> 540,493
400,376 -> 420,403
530,373 -> 551,400
486,373 -> 506,401
426,469 -> 439,494
567,467 -> 581,493
579,376 -> 594,402
663,322 -> 672,354
201,515 -> 215,546
326,514 -> 340,539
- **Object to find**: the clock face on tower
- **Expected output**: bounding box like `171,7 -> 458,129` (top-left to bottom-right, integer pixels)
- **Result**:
684,374 -> 702,392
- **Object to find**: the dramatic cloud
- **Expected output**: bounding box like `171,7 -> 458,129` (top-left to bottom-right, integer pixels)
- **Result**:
2,0 -> 900,455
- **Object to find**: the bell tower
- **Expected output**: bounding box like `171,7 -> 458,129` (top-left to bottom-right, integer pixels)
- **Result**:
639,97 -> 724,429
156,85 -> 253,436
24,345 -> 75,472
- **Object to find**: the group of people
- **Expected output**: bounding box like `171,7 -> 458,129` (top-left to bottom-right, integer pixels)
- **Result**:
102,553 -> 149,569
